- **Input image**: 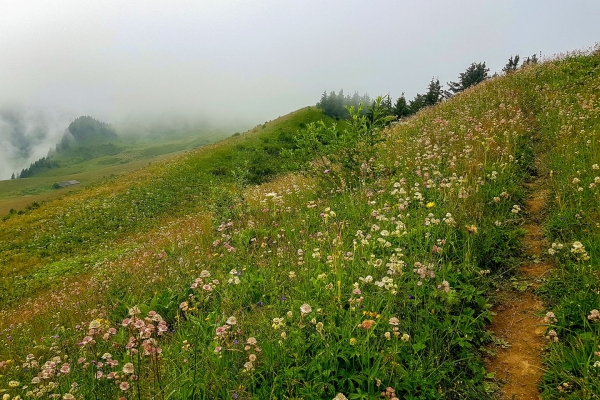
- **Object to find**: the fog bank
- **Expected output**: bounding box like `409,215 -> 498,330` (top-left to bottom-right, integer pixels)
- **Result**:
2,0 -> 599,179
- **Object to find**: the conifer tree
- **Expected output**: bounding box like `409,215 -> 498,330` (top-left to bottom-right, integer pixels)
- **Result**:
393,94 -> 411,119
381,94 -> 393,115
446,62 -> 489,96
502,55 -> 520,74
523,54 -> 538,66
424,78 -> 443,107
409,93 -> 427,114
317,91 -> 328,108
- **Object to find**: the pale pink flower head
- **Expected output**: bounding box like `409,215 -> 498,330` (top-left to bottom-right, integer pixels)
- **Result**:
122,362 -> 135,374
246,337 -> 257,346
89,319 -> 102,330
81,336 -> 94,346
389,317 -> 400,326
152,313 -> 164,322
300,303 -> 312,315
215,325 -> 230,336
544,311 -> 558,323
157,321 -> 168,334
120,381 -> 130,391
226,316 -> 237,325
199,270 -> 211,278
60,363 -> 70,374
128,306 -> 141,316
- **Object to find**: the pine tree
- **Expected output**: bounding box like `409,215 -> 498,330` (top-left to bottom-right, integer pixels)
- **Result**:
381,94 -> 393,115
11,173 -> 15,180
523,53 -> 538,66
393,94 -> 411,119
502,55 -> 520,74
409,93 -> 427,114
424,78 -> 443,107
317,91 -> 328,108
446,62 -> 489,96
335,89 -> 347,119
322,90 -> 337,117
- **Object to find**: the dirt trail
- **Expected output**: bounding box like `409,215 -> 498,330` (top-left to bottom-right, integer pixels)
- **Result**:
486,183 -> 551,399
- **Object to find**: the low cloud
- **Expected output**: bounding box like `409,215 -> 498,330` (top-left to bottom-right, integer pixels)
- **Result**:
0,107 -> 74,180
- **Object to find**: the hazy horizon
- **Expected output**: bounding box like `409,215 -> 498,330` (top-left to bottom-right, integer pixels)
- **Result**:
1,0 -> 599,179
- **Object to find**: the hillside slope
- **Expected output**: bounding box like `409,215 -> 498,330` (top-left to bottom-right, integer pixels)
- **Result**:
0,51 -> 599,399
0,124 -> 229,216
0,107 -> 334,310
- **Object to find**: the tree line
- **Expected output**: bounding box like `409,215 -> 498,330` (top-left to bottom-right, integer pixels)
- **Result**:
317,53 -> 539,120
13,157 -> 60,179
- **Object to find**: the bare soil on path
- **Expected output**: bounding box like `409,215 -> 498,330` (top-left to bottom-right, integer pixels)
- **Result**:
486,183 -> 551,399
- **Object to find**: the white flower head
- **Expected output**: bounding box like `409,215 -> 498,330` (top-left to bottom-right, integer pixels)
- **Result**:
300,303 -> 312,315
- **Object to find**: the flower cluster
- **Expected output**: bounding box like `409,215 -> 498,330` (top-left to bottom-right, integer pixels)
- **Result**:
413,262 -> 436,282
117,308 -> 168,360
544,311 -> 558,324
546,329 -> 559,343
242,337 -> 261,373
587,309 -> 600,322
570,241 -> 590,262
214,315 -> 242,355
381,386 -> 400,400
374,276 -> 398,294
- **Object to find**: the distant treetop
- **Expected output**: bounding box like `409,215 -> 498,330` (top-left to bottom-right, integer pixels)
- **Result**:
68,116 -> 117,141
316,90 -> 371,119
446,62 -> 490,95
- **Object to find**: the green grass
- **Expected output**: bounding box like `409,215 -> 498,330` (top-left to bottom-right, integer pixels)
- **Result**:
0,52 -> 599,399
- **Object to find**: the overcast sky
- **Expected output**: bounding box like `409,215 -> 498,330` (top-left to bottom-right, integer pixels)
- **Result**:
1,0 -> 599,178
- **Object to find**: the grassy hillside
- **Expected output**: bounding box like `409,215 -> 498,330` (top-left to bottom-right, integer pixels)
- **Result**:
0,127 -> 229,216
0,52 -> 599,399
0,107 -> 333,311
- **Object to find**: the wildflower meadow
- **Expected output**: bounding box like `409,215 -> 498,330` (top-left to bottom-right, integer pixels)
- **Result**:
1,48 -> 600,399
